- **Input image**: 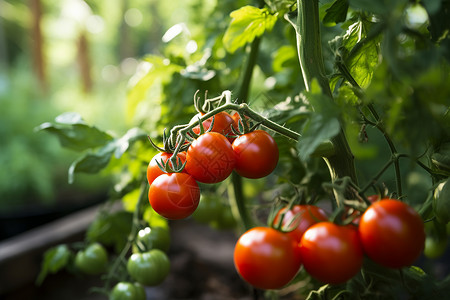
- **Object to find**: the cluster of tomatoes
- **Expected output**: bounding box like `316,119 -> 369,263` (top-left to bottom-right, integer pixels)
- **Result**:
233,198 -> 426,290
146,110 -> 279,220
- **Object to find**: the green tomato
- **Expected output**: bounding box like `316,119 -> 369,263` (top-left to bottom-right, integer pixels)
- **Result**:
192,194 -> 222,224
424,236 -> 448,259
127,249 -> 170,286
74,243 -> 108,275
132,227 -> 170,253
109,282 -> 146,300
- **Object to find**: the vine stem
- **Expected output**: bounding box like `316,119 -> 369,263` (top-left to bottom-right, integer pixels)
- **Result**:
294,0 -> 358,189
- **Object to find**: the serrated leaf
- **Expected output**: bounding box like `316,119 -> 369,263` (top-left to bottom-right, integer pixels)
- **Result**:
68,147 -> 114,183
36,244 -> 71,285
223,6 -> 278,53
323,0 -> 349,26
36,114 -> 113,152
86,211 -> 133,253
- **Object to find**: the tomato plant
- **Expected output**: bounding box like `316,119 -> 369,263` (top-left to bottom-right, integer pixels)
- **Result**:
184,132 -> 236,183
74,243 -> 108,275
127,249 -> 170,286
358,199 -> 426,268
191,111 -> 234,141
300,222 -> 363,284
110,282 -> 146,300
132,226 -> 171,253
148,172 -> 200,220
274,205 -> 328,242
147,152 -> 186,185
232,130 -> 279,179
234,227 -> 302,290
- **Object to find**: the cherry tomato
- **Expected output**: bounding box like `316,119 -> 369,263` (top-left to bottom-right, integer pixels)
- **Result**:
358,198 -> 425,268
274,205 -> 328,242
191,111 -> 234,140
147,152 -> 186,185
234,227 -> 302,290
185,132 -> 236,183
347,194 -> 380,225
132,226 -> 171,253
300,222 -> 363,284
74,243 -> 108,275
127,249 -> 170,286
232,130 -> 279,179
110,282 -> 146,300
148,173 -> 200,220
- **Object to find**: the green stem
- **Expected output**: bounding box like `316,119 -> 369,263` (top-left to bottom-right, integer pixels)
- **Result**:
295,0 -> 357,185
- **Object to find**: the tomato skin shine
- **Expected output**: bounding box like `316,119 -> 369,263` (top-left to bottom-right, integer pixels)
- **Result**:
358,199 -> 425,268
148,173 -> 200,220
232,130 -> 279,179
234,227 -> 302,290
300,222 -> 363,284
185,132 -> 236,183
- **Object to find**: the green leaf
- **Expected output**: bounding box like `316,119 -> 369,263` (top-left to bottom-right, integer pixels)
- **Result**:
297,83 -> 341,161
223,6 -> 278,53
36,113 -> 113,152
86,211 -> 133,253
323,0 -> 349,26
36,244 -> 71,285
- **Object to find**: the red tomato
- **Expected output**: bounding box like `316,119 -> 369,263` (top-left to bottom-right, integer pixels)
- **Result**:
184,132 -> 236,183
274,205 -> 328,242
300,222 -> 363,284
234,227 -> 302,290
348,194 -> 380,225
358,198 -> 425,268
148,173 -> 200,220
147,152 -> 186,185
191,111 -> 234,140
232,130 -> 279,179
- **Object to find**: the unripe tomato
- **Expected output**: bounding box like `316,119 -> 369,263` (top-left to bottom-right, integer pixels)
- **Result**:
358,198 -> 425,268
74,243 -> 108,275
232,130 -> 279,179
300,222 -> 363,284
234,227 -> 302,290
132,226 -> 171,253
148,172 -> 200,220
109,282 -> 146,300
127,249 -> 170,286
146,152 -> 186,186
274,205 -> 328,242
185,132 -> 236,183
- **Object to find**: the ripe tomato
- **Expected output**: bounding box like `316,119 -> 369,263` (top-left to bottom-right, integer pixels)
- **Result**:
127,249 -> 170,286
300,222 -> 363,284
274,205 -> 328,242
110,282 -> 146,300
348,194 -> 380,225
191,111 -> 234,140
74,243 -> 108,275
358,198 -> 425,268
234,227 -> 302,290
184,132 -> 236,183
132,226 -> 171,253
147,152 -> 186,185
148,173 -> 200,220
232,130 -> 279,179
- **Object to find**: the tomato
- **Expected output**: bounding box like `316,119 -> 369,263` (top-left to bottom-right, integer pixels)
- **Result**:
348,194 -> 380,225
300,222 -> 363,284
110,282 -> 146,300
274,205 -> 328,242
184,132 -> 236,183
191,111 -> 234,140
234,227 -> 302,290
132,226 -> 171,253
232,130 -> 279,179
127,249 -> 170,286
358,198 -> 425,268
148,173 -> 200,220
146,152 -> 186,185
74,243 -> 108,275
